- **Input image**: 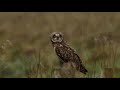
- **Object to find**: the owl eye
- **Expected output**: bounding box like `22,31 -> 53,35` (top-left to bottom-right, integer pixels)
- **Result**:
59,34 -> 62,37
53,34 -> 56,38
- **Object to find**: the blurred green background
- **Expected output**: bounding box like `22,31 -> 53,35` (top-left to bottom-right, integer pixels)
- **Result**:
0,12 -> 120,78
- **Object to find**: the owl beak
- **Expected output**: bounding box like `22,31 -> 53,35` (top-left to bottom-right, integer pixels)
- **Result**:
57,37 -> 59,39
55,37 -> 59,40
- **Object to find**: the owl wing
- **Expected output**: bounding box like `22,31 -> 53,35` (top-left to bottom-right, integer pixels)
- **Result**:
55,44 -> 81,63
55,45 -> 88,74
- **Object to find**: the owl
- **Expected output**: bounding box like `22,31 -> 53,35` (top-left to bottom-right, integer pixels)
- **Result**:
50,32 -> 88,74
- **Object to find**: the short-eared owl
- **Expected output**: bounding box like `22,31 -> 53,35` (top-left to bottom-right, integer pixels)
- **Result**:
50,32 -> 88,74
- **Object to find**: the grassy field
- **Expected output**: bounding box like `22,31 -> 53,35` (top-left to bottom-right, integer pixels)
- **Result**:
0,12 -> 120,78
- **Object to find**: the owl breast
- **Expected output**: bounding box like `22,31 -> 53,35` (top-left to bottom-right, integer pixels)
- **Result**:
55,44 -> 75,63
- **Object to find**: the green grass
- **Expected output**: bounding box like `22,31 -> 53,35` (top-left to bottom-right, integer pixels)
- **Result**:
0,12 -> 120,78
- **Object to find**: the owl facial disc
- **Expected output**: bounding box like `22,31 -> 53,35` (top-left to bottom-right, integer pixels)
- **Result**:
50,32 -> 64,43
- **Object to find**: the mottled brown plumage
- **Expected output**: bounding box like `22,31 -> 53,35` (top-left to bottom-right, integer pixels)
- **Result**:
50,32 -> 88,74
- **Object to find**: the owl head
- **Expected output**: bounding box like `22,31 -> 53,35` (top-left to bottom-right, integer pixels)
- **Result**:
50,32 -> 64,43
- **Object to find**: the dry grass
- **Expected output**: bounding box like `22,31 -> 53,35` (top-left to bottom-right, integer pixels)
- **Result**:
0,12 -> 120,78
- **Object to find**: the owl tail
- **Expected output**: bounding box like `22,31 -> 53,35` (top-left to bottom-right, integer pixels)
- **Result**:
79,64 -> 88,74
